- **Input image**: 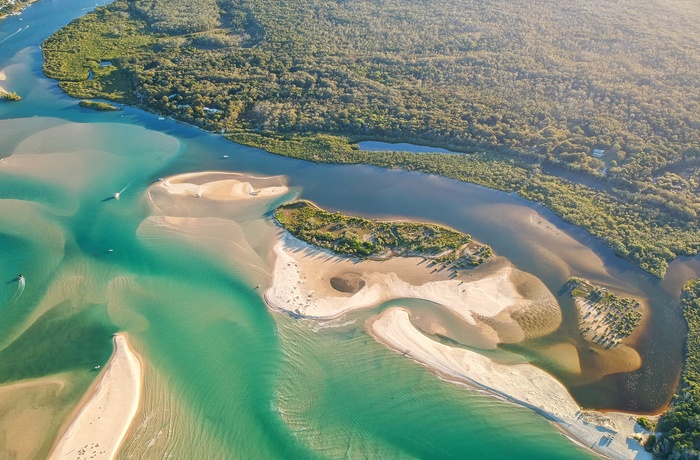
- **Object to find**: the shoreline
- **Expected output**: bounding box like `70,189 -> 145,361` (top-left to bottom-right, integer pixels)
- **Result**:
367,307 -> 653,460
263,228 -> 654,460
265,233 -> 561,339
48,333 -> 143,460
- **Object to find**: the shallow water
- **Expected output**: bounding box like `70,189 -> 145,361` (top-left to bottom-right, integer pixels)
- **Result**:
0,1 -> 698,458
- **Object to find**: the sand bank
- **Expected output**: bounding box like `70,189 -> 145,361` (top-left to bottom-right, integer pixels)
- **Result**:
265,234 -> 561,347
142,171 -> 289,287
368,307 -> 652,460
158,171 -> 288,201
0,375 -> 71,460
49,333 -> 142,460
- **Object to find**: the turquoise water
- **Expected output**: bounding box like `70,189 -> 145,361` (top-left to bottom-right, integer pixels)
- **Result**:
0,1 -> 697,458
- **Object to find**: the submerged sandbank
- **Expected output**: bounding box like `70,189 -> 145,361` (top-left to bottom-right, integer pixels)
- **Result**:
142,171 -> 290,288
49,333 -> 142,460
368,308 -> 652,460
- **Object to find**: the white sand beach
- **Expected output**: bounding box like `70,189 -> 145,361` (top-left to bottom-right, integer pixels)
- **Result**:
368,307 -> 652,460
265,234 -> 561,347
263,228 -> 652,460
49,333 -> 142,460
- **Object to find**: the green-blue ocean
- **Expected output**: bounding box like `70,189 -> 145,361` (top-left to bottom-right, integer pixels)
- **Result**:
0,1 -> 698,458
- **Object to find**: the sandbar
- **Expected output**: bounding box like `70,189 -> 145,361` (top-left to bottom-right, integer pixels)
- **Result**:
49,333 -> 142,460
157,171 -> 288,201
368,307 -> 652,460
264,228 -> 652,459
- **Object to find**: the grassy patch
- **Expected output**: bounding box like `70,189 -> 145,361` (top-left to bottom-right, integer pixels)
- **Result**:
275,200 -> 491,269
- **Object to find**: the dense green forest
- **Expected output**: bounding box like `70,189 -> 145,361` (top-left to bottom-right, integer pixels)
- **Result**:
78,100 -> 121,111
652,279 -> 700,458
275,200 -> 490,268
41,0 -> 700,276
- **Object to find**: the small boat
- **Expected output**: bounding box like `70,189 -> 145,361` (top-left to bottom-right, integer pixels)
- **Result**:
158,116 -> 165,120
94,365 -> 101,369
108,249 -> 114,253
222,155 -> 229,159
113,192 -> 120,199
18,274 -> 23,279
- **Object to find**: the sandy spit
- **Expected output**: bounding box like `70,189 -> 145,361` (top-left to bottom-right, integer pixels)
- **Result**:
48,333 -> 143,460
368,307 -> 652,460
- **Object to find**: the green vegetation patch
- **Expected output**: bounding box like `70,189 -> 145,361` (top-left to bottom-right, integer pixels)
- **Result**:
1,91 -> 21,101
653,279 -> 700,458
41,0 -> 700,277
78,99 -> 121,111
0,0 -> 35,19
567,277 -> 642,347
275,200 -> 491,269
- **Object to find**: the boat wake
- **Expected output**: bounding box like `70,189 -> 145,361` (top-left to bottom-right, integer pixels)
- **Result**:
0,26 -> 29,45
6,276 -> 25,306
109,183 -> 131,201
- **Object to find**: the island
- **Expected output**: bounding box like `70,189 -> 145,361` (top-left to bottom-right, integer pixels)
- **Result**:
1,91 -> 21,101
567,277 -> 642,348
275,200 -> 491,271
78,100 -> 120,111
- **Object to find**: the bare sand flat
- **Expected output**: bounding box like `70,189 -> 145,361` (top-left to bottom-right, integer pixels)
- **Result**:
0,375 -> 72,460
368,307 -> 652,460
158,171 -> 288,201
49,333 -> 142,460
265,235 -> 561,346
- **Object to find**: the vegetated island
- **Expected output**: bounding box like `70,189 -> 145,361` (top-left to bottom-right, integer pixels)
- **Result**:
651,279 -> 700,458
78,100 -> 121,111
1,91 -> 21,101
274,200 -> 491,272
567,277 -> 642,348
40,0 -> 700,278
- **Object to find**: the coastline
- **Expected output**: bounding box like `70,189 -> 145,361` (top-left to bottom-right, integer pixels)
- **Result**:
367,307 -> 653,460
48,333 -> 143,460
263,228 -> 654,460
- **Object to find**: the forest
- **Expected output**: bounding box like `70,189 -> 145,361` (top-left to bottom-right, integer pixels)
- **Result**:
41,0 -> 700,277
652,279 -> 700,458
